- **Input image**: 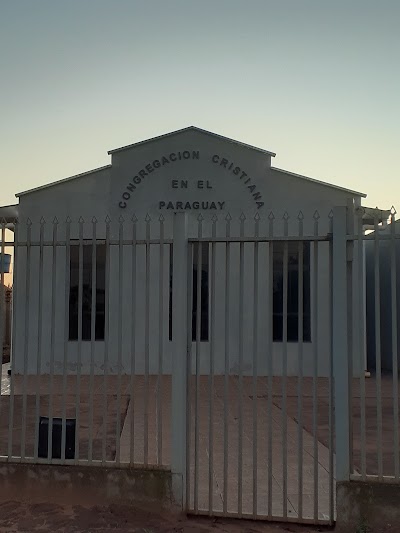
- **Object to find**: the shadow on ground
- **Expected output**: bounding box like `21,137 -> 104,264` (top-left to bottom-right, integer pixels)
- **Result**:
0,501 -> 336,533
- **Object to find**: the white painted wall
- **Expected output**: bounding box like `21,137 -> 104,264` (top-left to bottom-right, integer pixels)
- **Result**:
12,129 -> 364,376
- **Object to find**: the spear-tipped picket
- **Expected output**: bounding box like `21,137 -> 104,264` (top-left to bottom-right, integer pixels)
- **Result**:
254,212 -> 260,238
282,211 -> 289,237
297,211 -> 304,237
268,211 -> 275,238
313,210 -> 320,236
225,213 -> 231,238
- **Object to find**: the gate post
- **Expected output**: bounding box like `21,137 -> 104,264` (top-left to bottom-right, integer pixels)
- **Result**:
332,206 -> 350,482
171,212 -> 188,508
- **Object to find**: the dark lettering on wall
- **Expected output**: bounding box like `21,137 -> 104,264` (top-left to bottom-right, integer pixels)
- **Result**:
117,149 -> 265,210
118,149 -> 202,208
210,154 -> 264,209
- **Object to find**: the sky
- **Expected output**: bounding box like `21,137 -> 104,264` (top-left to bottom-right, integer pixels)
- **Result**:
0,0 -> 399,210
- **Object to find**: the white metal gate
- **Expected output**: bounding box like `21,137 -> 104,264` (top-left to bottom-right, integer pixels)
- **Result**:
185,212 -> 335,524
4,207 -> 397,526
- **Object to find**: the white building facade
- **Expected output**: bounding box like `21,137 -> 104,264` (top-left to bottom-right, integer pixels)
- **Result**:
8,127 -> 366,377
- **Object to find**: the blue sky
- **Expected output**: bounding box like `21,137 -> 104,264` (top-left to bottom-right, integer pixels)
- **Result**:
1,0 -> 399,209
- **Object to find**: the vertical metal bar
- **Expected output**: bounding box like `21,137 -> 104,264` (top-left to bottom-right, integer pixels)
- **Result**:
312,214 -> 319,520
47,218 -> 58,462
21,218 -> 32,459
374,216 -> 383,479
357,213 -> 366,479
102,218 -> 111,463
390,211 -> 399,480
252,214 -> 260,519
130,216 -> 137,465
88,218 -> 97,463
186,240 -> 194,509
8,220 -> 18,459
223,214 -> 231,515
347,207 -> 354,476
20,219 -> 32,459
194,216 -> 202,513
157,215 -> 165,466
297,213 -> 304,520
74,218 -> 83,463
115,218 -> 124,465
186,241 -> 193,510
144,215 -> 151,466
208,218 -> 216,514
47,223 -> 55,462
267,214 -> 274,518
61,218 -> 71,463
8,219 -> 18,459
332,206 -> 350,482
238,215 -> 245,518
171,212 -> 188,507
282,216 -> 289,520
328,211 -> 335,523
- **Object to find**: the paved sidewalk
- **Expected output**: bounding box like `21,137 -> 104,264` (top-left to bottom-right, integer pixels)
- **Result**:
0,501 -> 332,533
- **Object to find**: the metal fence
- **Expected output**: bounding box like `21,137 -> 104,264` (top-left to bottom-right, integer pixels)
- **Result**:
0,216 -> 172,469
0,208 -> 399,525
350,208 -> 400,483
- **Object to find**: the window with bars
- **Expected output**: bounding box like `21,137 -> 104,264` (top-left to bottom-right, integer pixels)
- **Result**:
69,244 -> 106,341
272,242 -> 311,342
169,242 -> 209,342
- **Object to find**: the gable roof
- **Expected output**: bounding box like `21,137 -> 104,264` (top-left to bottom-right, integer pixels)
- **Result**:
16,165 -> 111,198
271,167 -> 366,198
14,127 -> 365,200
108,126 -> 277,157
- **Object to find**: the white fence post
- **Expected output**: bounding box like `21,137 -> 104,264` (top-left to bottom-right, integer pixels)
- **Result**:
332,206 -> 350,481
171,212 -> 188,507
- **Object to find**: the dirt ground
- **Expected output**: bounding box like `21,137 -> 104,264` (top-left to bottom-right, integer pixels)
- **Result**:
0,501 -> 333,533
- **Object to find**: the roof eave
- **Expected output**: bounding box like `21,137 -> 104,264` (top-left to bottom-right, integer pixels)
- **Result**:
108,126 -> 276,157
